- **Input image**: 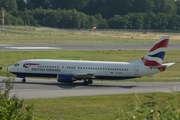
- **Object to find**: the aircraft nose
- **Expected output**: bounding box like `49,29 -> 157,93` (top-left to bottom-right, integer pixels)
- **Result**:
7,66 -> 11,72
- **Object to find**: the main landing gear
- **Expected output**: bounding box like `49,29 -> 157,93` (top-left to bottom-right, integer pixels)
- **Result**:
22,78 -> 26,83
83,79 -> 93,85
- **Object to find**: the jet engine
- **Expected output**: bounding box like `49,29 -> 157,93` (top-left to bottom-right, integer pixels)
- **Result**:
57,74 -> 74,83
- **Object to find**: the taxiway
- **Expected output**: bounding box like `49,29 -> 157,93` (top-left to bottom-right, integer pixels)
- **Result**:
0,43 -> 179,51
0,77 -> 178,99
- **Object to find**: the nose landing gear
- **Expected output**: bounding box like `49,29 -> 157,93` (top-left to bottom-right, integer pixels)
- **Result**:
22,78 -> 26,83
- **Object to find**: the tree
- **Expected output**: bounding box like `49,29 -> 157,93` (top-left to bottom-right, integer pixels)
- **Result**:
150,13 -> 169,30
0,77 -> 40,120
175,0 -> 180,15
143,12 -> 156,29
133,0 -> 155,13
95,14 -> 109,29
108,15 -> 129,29
81,0 -> 107,18
168,14 -> 180,30
0,0 -> 18,12
152,0 -> 177,15
127,13 -> 144,29
16,0 -> 27,11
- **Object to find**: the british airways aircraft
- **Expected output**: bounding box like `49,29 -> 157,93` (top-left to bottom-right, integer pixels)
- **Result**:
7,36 -> 174,85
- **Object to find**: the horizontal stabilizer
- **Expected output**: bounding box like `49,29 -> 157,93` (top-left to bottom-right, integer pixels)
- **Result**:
150,62 -> 175,72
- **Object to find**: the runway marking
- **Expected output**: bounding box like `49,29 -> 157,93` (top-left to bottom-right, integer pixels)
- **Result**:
0,44 -> 13,46
5,47 -> 62,50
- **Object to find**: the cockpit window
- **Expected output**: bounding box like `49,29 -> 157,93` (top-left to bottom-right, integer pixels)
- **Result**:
14,63 -> 19,66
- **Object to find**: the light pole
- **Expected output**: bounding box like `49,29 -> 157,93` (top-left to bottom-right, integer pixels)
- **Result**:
1,8 -> 4,36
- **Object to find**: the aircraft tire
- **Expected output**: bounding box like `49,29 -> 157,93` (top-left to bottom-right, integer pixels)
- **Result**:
88,79 -> 93,84
22,78 -> 26,83
83,81 -> 88,85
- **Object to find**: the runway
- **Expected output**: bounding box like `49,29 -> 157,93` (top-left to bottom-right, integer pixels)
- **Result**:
0,77 -> 179,99
0,43 -> 180,51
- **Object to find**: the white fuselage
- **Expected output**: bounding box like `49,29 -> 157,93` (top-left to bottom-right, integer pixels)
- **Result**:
7,59 -> 159,80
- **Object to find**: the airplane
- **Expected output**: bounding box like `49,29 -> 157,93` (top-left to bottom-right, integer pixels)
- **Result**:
7,36 -> 174,85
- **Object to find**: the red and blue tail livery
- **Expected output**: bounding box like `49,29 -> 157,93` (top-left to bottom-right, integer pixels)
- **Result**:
142,36 -> 169,66
7,36 -> 174,85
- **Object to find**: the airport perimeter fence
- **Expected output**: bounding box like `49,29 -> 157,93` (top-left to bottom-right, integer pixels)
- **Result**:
57,28 -> 180,33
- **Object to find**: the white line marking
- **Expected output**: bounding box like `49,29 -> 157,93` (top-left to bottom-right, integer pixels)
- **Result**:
0,44 -> 13,46
5,47 -> 62,50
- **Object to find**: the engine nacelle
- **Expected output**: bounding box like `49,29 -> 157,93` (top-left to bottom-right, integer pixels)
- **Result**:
57,74 -> 74,83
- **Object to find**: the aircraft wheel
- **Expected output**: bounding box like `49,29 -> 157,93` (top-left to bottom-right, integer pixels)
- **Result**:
88,79 -> 93,84
83,81 -> 89,85
22,78 -> 26,83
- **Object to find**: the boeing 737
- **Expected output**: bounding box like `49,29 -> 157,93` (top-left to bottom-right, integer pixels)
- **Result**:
7,36 -> 174,85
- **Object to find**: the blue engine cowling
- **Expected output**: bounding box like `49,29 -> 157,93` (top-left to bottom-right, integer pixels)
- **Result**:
57,74 -> 74,83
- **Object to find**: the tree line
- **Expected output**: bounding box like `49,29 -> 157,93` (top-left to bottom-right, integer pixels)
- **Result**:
1,0 -> 180,30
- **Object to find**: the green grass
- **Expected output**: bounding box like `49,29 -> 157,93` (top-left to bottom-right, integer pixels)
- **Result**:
1,50 -> 179,82
23,93 -> 180,120
1,27 -> 180,44
1,27 -> 180,119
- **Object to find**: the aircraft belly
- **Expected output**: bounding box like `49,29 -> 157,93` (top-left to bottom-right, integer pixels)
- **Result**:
94,76 -> 139,80
12,72 -> 57,78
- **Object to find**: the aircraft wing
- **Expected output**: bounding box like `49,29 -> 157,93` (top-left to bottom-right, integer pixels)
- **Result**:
73,73 -> 95,79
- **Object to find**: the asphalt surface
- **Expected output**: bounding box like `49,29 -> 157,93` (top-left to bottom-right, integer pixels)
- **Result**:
0,43 -> 180,51
0,77 -> 179,99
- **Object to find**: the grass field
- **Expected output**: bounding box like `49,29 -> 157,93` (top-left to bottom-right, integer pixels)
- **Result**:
23,93 -> 180,120
1,27 -> 180,119
1,26 -> 180,44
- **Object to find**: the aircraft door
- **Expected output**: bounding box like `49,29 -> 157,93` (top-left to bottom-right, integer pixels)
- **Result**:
134,65 -> 139,75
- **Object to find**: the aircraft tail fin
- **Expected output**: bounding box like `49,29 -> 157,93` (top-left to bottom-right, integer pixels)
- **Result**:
141,36 -> 170,66
130,36 -> 174,70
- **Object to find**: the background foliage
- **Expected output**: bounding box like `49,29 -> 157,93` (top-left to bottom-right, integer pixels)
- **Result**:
1,0 -> 180,30
0,77 -> 40,120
